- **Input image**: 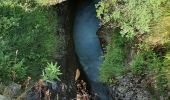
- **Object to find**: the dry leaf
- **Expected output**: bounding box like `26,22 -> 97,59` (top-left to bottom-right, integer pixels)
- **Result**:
75,69 -> 80,81
76,94 -> 82,100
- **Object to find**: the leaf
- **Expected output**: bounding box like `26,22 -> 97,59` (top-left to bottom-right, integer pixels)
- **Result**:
75,68 -> 80,81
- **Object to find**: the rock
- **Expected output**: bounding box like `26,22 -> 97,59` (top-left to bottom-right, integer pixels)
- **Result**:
0,83 -> 5,94
45,80 -> 59,91
58,0 -> 67,4
0,95 -> 10,100
24,80 -> 70,100
110,74 -> 152,100
3,83 -> 21,98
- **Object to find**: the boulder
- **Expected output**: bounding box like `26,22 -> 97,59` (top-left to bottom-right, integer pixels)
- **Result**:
0,95 -> 10,100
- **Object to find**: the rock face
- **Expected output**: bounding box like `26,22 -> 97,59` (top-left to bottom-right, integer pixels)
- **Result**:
56,1 -> 77,99
110,74 -> 152,100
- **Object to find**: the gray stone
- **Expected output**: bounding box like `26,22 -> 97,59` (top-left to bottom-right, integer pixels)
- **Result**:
110,74 -> 152,100
3,83 -> 21,97
0,95 -> 10,100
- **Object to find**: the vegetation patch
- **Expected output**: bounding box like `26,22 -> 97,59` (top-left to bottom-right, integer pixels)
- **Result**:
97,0 -> 170,97
100,28 -> 127,82
0,0 -> 64,84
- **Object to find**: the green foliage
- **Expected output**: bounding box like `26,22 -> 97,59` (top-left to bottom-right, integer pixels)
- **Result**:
144,16 -> 170,47
164,52 -> 170,88
96,0 -> 166,38
0,38 -> 15,83
35,0 -> 60,6
0,39 -> 27,83
98,0 -> 170,97
0,0 -> 64,83
42,62 -> 62,81
131,45 -> 169,95
131,45 -> 161,76
0,17 -> 20,36
162,0 -> 170,16
142,5 -> 170,93
100,28 -> 126,82
12,59 -> 27,83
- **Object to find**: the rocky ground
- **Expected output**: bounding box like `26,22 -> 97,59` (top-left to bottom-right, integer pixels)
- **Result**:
110,74 -> 152,100
1,74 -> 168,100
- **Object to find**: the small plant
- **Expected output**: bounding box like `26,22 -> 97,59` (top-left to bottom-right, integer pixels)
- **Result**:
12,59 -> 27,83
42,62 -> 62,81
